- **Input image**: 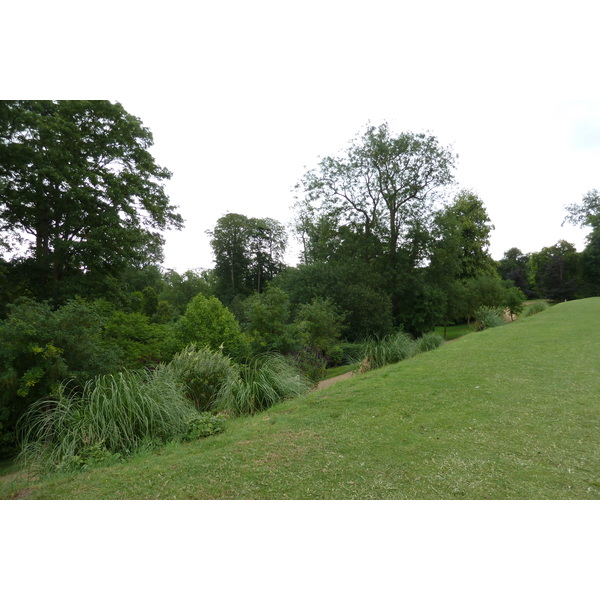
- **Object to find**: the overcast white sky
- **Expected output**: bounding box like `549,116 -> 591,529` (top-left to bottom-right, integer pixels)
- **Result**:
4,0 -> 600,274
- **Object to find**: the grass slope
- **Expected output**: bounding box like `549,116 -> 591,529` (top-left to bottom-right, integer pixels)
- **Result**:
2,298 -> 599,499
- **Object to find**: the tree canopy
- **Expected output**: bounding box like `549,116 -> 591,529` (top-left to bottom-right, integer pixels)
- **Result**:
0,100 -> 182,302
208,213 -> 287,304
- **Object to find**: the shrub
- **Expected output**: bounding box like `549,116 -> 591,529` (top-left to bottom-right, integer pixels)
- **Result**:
214,353 -> 312,416
163,344 -> 237,411
294,297 -> 346,359
521,301 -> 550,317
287,345 -> 327,383
173,293 -> 249,359
17,369 -> 203,472
0,298 -> 121,457
473,306 -> 505,330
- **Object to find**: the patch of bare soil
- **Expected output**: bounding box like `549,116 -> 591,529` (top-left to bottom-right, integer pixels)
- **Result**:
317,372 -> 354,390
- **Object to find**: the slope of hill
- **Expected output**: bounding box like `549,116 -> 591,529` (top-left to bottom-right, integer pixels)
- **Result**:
2,298 -> 599,499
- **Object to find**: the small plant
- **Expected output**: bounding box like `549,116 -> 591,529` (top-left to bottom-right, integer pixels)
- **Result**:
521,301 -> 550,317
182,412 -> 226,441
473,306 -> 505,330
214,353 -> 312,416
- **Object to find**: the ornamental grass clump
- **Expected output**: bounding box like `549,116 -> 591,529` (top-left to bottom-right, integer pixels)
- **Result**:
522,301 -> 550,317
163,344 -> 237,411
359,331 -> 418,371
473,306 -> 506,330
416,332 -> 445,353
17,369 -> 201,472
214,353 -> 312,416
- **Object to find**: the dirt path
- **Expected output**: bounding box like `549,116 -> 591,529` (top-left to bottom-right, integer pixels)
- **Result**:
317,371 -> 354,390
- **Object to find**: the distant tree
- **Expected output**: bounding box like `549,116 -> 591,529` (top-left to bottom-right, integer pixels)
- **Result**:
274,261 -> 394,341
161,269 -> 214,316
529,241 -> 581,301
503,282 -> 527,321
564,190 -> 600,296
296,123 -> 456,270
0,100 -> 182,302
432,190 -> 496,281
463,274 -> 510,321
496,247 -> 533,298
209,213 -> 287,304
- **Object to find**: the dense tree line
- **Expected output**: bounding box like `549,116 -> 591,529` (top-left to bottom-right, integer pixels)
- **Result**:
1,105 -> 599,457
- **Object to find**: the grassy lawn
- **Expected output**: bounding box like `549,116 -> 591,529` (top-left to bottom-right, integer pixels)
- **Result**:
2,298 -> 599,500
435,322 -> 473,340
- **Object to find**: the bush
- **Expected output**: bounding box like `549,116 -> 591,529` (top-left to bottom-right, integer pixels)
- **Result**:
287,345 -> 327,383
17,369 -> 203,472
0,298 -> 121,457
163,344 -> 237,411
173,293 -> 249,359
473,306 -> 505,330
214,353 -> 312,416
521,301 -> 550,317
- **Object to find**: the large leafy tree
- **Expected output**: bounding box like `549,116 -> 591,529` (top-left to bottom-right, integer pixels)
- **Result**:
295,123 -> 455,327
431,190 -> 496,281
0,100 -> 183,302
295,122 -> 456,270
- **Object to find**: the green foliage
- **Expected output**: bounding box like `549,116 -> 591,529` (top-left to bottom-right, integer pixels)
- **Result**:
0,100 -> 182,303
294,297 -> 346,358
358,330 -> 445,372
163,345 -> 237,411
173,293 -> 249,359
17,368 -> 200,472
473,306 -> 505,330
358,331 -> 418,371
209,213 -> 287,303
287,346 -> 328,383
416,332 -> 445,352
181,412 -> 226,442
103,310 -> 171,369
161,269 -> 215,317
528,241 -> 581,301
463,275 -> 509,320
243,287 -> 298,355
503,283 -> 527,320
431,189 -> 496,281
496,247 -> 533,298
521,301 -> 550,317
275,262 -> 394,341
214,353 -> 312,416
0,298 -> 121,456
